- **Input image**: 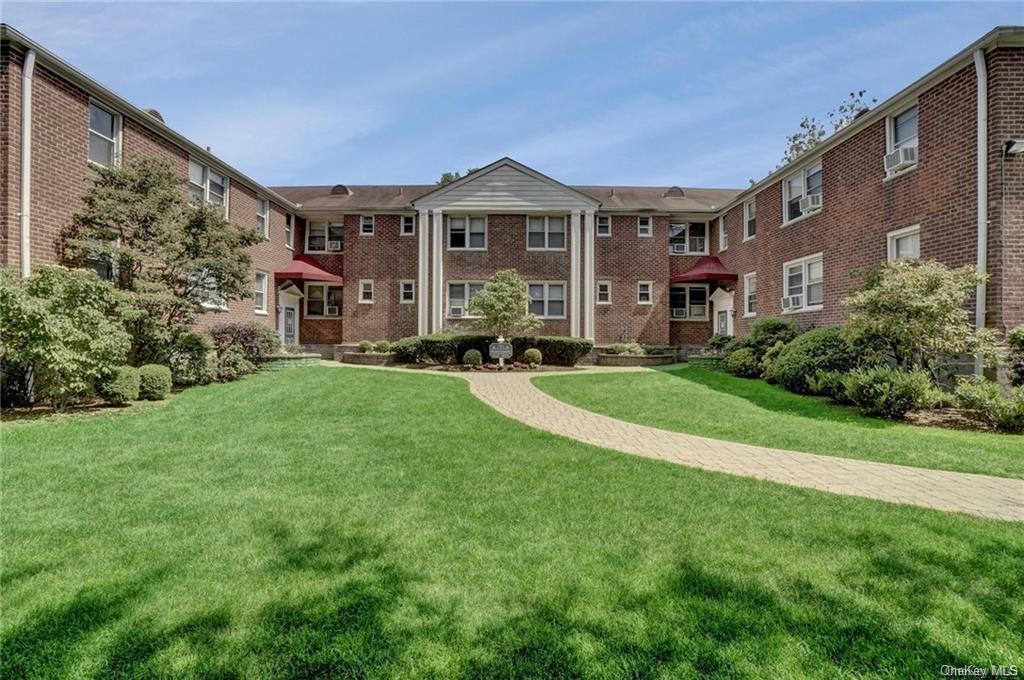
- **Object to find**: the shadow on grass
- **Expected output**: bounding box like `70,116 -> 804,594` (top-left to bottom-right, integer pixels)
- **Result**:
4,523 -> 1016,677
663,366 -> 891,429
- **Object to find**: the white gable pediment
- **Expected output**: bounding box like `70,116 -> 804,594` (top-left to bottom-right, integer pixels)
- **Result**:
413,158 -> 600,211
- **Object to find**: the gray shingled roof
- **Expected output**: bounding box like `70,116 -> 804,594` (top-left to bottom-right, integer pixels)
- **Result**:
272,184 -> 742,212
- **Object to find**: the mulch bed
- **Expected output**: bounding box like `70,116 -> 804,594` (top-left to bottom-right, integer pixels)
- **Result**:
903,407 -> 991,432
416,363 -> 581,373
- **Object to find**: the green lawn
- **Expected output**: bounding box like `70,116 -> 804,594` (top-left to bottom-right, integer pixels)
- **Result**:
3,366 -> 1022,678
533,366 -> 1024,479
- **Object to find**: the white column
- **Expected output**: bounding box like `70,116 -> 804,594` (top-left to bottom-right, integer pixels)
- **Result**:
583,210 -> 596,340
569,210 -> 581,337
431,209 -> 444,333
417,209 -> 429,335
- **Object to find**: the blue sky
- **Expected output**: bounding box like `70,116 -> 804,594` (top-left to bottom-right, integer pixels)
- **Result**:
4,2 -> 1021,188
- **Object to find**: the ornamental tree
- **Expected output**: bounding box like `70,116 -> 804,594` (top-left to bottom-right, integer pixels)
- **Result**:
841,260 -> 1001,381
467,269 -> 541,339
65,159 -> 260,364
777,90 -> 876,166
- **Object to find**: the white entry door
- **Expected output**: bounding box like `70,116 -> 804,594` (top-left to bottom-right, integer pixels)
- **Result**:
709,288 -> 734,336
278,293 -> 299,345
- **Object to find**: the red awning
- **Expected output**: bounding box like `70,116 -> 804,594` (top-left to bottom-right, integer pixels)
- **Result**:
670,256 -> 738,283
275,255 -> 344,284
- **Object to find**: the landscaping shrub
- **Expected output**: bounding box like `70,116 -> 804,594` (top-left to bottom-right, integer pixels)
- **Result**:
216,346 -> 255,382
1008,325 -> 1024,387
388,334 -> 590,366
606,342 -> 645,356
374,340 -> 392,354
772,327 -> 856,394
644,345 -> 667,356
759,341 -> 787,383
169,332 -> 215,386
463,349 -> 482,366
726,347 -> 760,378
748,318 -> 800,358
805,369 -> 850,402
138,364 -> 172,401
209,322 -> 280,363
391,336 -> 422,363
96,366 -> 140,404
705,333 -> 732,353
523,348 -> 542,365
841,366 -> 934,419
513,337 -> 591,366
722,335 -> 752,358
955,377 -> 1024,433
358,340 -> 373,353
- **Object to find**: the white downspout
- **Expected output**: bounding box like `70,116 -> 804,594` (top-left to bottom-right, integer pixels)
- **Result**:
973,48 -> 988,376
19,49 -> 37,278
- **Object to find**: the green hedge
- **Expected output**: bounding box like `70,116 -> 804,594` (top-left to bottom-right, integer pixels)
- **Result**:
96,366 -> 140,404
772,327 -> 855,394
138,364 -> 172,401
390,333 -> 592,366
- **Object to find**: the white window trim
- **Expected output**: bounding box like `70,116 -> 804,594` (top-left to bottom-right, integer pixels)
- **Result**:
359,279 -> 375,304
781,160 -> 822,226
596,280 -> 612,305
669,283 -> 710,322
188,159 -> 230,218
527,281 -> 567,319
668,222 -> 709,256
447,215 -> 488,251
400,279 -> 415,304
87,99 -> 122,168
718,216 -> 727,252
526,215 -> 568,252
743,200 -> 756,241
254,271 -> 269,315
305,220 -> 344,254
191,270 -> 228,311
887,225 -> 921,262
637,216 -> 653,238
400,215 -> 416,236
285,214 -> 294,250
256,197 -> 270,240
884,103 -> 920,178
360,215 -> 375,236
781,252 -> 824,314
596,215 -> 612,237
637,281 -> 653,305
446,280 -> 486,318
743,272 -> 757,318
304,281 -> 342,319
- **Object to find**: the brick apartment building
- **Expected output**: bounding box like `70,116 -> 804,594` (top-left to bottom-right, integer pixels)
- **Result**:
2,24 -> 1022,360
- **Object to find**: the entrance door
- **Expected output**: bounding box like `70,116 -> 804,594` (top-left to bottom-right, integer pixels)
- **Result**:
709,288 -> 734,336
717,310 -> 729,335
278,292 -> 300,346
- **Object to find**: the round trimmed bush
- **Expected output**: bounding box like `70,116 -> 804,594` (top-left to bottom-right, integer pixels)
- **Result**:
772,327 -> 855,394
358,340 -> 373,353
722,335 -> 752,357
138,364 -> 172,401
374,340 -> 392,354
726,347 -> 760,377
523,348 -> 542,365
749,318 -> 800,358
96,366 -> 140,404
842,366 -> 934,419
463,349 -> 482,366
705,333 -> 732,352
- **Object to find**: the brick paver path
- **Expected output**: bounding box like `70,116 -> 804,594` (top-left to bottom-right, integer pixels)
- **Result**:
460,369 -> 1024,522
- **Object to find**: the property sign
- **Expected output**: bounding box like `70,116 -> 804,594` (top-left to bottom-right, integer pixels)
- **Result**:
489,341 -> 513,360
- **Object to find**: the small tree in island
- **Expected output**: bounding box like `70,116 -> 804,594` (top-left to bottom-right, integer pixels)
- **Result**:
468,269 -> 541,340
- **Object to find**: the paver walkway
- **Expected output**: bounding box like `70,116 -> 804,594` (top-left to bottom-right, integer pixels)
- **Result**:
460,369 -> 1024,522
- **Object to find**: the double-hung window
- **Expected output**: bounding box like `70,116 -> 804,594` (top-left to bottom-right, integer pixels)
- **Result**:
669,284 -> 708,320
359,280 -> 374,303
744,272 -> 757,316
306,221 -> 344,253
447,281 -> 485,317
189,270 -> 227,310
887,225 -> 920,261
400,280 -> 415,303
401,215 -> 415,235
88,102 -> 120,167
637,216 -> 652,237
669,222 -> 707,254
285,214 -> 294,249
360,215 -> 375,235
527,216 -> 566,250
254,271 -> 268,314
891,105 -> 918,151
305,282 -> 342,317
448,216 -> 486,250
187,160 -> 229,216
782,253 -> 823,312
596,280 -> 611,304
718,216 -> 728,251
782,162 -> 822,222
637,281 -> 653,304
744,200 -> 756,240
84,233 -> 119,281
528,282 -> 565,318
596,215 -> 611,237
256,198 -> 270,239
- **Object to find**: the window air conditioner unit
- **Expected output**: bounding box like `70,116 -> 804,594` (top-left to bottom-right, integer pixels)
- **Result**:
671,243 -> 688,254
327,240 -> 343,251
798,193 -> 823,213
781,294 -> 803,310
450,306 -> 464,317
671,307 -> 688,319
326,306 -> 340,316
884,146 -> 917,173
